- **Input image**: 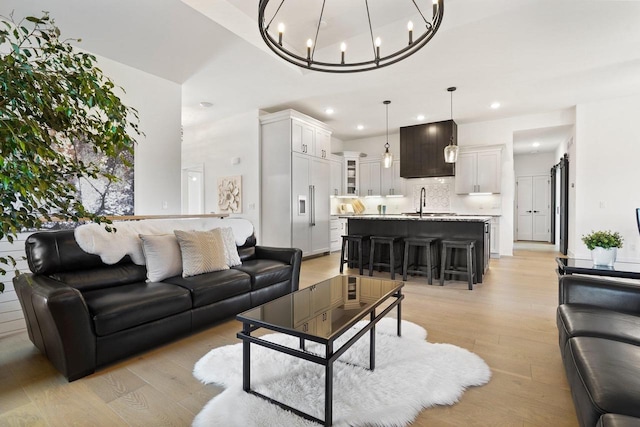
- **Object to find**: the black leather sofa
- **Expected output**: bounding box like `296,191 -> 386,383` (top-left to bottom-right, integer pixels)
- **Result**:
557,274 -> 640,426
14,229 -> 302,381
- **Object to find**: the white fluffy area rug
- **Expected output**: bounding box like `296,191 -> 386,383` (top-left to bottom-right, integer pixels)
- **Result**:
192,318 -> 491,427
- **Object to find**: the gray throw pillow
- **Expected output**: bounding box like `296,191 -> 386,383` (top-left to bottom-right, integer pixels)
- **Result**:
139,234 -> 183,282
219,227 -> 242,267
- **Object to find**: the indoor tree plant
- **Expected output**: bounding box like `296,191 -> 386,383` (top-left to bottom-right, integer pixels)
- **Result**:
581,230 -> 624,267
0,13 -> 141,290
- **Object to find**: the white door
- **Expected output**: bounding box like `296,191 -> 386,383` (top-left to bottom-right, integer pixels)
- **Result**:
517,176 -> 533,240
532,175 -> 550,241
516,175 -> 550,241
292,153 -> 311,254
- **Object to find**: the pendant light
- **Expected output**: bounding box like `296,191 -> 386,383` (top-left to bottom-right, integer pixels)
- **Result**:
382,100 -> 393,168
443,87 -> 458,163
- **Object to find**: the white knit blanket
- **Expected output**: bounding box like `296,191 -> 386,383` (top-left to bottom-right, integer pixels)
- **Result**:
74,218 -> 254,265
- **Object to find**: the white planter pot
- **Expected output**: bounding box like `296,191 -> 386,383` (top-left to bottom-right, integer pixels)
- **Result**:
591,247 -> 617,267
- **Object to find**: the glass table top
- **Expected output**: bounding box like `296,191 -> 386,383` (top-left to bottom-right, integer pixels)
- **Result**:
556,257 -> 640,279
237,275 -> 403,341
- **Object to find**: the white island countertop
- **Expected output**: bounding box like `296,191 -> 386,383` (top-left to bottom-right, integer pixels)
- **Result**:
341,214 -> 492,222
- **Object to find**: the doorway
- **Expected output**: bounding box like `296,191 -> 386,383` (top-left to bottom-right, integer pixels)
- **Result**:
516,175 -> 551,241
182,165 -> 204,214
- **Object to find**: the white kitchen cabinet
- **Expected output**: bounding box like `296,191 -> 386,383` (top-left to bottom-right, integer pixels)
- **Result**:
330,217 -> 347,252
260,110 -> 331,257
343,152 -> 360,196
381,159 -> 405,196
490,217 -> 500,258
315,128 -> 331,159
329,155 -> 343,196
455,146 -> 502,194
359,160 -> 381,196
292,119 -> 314,155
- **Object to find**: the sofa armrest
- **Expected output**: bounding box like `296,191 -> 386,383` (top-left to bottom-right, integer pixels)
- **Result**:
14,273 -> 96,381
559,274 -> 640,314
254,246 -> 303,292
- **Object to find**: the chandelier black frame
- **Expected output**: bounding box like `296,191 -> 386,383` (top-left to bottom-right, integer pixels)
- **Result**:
258,0 -> 445,73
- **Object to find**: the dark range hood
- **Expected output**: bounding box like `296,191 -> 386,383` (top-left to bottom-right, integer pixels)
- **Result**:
400,120 -> 456,178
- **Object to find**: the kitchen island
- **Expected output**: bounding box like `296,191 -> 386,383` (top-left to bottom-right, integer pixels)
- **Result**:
345,215 -> 492,283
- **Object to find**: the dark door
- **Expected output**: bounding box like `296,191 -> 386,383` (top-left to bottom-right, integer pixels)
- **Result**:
558,154 -> 569,255
550,167 -> 556,244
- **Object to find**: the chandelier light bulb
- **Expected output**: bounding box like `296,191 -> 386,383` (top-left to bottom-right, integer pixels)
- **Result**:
375,37 -> 382,47
277,23 -> 285,45
340,42 -> 347,64
407,21 -> 414,44
306,39 -> 313,60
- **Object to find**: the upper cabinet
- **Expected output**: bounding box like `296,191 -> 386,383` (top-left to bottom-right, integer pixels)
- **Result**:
381,159 -> 405,196
400,120 -> 456,178
343,152 -> 360,196
329,155 -> 343,196
315,129 -> 331,159
292,117 -> 331,159
292,119 -> 314,155
359,160 -> 382,196
454,146 -> 503,194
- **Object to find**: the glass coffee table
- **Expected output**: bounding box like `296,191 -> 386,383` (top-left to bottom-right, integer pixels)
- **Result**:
236,275 -> 404,426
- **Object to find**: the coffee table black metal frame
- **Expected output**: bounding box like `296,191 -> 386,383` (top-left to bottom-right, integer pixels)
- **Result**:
556,257 -> 640,280
236,279 -> 404,427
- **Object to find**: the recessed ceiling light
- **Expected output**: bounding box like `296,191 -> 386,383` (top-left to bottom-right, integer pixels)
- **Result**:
199,101 -> 213,108
357,124 -> 364,130
417,114 -> 425,121
490,102 -> 501,109
325,107 -> 334,115
532,141 -> 540,147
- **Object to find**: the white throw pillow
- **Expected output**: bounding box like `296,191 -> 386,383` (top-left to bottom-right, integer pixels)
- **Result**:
219,227 -> 242,267
174,229 -> 229,277
139,234 -> 183,282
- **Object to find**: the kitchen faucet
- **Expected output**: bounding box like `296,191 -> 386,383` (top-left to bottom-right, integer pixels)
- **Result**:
419,187 -> 426,218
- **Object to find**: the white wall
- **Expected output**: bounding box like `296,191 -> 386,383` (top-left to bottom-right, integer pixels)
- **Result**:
96,54 -> 182,214
514,152 -> 556,177
458,109 -> 575,256
181,110 -> 261,239
573,94 -> 640,261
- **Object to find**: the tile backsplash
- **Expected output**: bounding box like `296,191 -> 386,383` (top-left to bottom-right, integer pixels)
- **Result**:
330,176 -> 502,216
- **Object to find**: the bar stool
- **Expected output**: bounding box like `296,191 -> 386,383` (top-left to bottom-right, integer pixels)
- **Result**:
402,237 -> 439,284
369,236 -> 403,280
339,235 -> 370,275
439,240 -> 476,290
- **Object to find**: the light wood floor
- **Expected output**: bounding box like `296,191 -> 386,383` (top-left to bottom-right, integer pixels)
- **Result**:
0,249 -> 577,426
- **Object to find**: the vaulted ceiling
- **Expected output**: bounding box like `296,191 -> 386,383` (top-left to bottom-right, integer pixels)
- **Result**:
5,0 -> 640,150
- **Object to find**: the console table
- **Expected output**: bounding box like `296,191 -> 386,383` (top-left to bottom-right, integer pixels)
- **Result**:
556,257 -> 640,280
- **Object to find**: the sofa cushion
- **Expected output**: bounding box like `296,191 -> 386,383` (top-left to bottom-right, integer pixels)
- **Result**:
566,337 -> 640,424
51,264 -> 148,292
558,304 -> 640,348
163,269 -> 251,308
83,282 -> 192,336
139,233 -> 183,282
598,414 -> 640,427
174,229 -> 229,277
232,259 -> 292,291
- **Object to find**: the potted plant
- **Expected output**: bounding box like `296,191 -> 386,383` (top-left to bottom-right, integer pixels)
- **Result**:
0,13 -> 141,290
581,230 -> 624,267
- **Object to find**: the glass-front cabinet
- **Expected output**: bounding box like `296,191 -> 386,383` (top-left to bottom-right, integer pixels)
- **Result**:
343,152 -> 360,196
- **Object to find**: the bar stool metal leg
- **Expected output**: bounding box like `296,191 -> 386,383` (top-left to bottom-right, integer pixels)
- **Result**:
402,241 -> 410,281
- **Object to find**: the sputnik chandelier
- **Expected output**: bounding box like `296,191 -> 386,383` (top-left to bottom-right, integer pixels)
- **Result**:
258,0 -> 444,73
